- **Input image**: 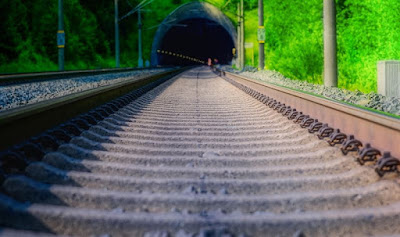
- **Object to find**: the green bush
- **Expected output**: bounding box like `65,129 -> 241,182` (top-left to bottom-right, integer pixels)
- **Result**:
261,0 -> 400,93
1,0 -> 400,93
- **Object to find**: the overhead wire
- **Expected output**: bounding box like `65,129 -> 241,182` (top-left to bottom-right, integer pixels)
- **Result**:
119,0 -> 152,21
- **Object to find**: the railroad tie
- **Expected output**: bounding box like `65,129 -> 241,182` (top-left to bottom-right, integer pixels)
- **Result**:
1,67 -> 400,236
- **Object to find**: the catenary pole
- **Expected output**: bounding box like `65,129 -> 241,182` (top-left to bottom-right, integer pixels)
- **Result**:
240,0 -> 245,70
258,0 -> 265,70
115,0 -> 120,68
236,2 -> 241,69
58,0 -> 64,71
138,8 -> 144,68
323,0 -> 338,87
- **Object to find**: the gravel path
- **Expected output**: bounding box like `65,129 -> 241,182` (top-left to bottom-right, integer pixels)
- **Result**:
223,67 -> 400,116
0,68 -> 170,112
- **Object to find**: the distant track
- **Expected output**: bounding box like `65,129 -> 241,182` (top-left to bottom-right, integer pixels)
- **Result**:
0,67 -> 185,150
0,67 -> 399,236
0,67 -> 169,86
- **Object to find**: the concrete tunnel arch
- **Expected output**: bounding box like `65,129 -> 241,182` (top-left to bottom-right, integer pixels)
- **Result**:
151,2 -> 237,66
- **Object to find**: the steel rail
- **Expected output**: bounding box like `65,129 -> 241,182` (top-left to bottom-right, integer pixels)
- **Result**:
0,67 -> 169,86
220,70 -> 400,170
0,67 -> 186,151
1,67 -> 399,236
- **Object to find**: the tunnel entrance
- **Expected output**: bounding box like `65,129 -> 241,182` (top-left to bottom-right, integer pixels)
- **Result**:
151,2 -> 237,66
158,18 -> 234,66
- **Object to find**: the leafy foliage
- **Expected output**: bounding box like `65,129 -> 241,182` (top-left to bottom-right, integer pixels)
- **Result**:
335,0 -> 400,92
261,0 -> 400,92
263,0 -> 323,84
0,0 -> 399,92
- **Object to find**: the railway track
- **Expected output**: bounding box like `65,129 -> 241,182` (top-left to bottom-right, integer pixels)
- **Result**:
0,67 -> 400,236
0,67 -> 166,86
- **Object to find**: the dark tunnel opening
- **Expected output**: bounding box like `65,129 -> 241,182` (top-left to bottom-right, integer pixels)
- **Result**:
158,18 -> 235,66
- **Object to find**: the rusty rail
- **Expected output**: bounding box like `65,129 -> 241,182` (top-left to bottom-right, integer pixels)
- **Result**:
218,69 -> 400,177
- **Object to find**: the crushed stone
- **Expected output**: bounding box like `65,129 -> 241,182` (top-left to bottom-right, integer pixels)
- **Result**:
223,66 -> 400,116
0,68 -> 171,112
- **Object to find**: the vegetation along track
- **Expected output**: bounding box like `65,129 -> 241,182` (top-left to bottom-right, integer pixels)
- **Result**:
0,67 -> 400,236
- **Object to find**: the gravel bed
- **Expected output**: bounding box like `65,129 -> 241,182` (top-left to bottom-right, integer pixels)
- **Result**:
0,68 -> 171,112
223,66 -> 400,116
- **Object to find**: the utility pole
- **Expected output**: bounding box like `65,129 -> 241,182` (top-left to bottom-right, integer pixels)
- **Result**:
118,0 -> 153,68
57,0 -> 65,71
236,0 -> 245,70
240,0 -> 245,70
138,8 -> 144,68
115,0 -> 120,68
236,2 -> 241,69
323,0 -> 338,87
258,0 -> 265,70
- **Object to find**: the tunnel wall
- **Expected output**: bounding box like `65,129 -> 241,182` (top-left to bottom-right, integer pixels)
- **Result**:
151,2 -> 237,66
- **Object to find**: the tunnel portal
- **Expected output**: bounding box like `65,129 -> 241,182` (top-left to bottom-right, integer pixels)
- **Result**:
159,18 -> 234,65
151,2 -> 237,66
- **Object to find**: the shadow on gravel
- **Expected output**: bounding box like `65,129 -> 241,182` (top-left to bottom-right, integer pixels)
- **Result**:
0,192 -> 54,234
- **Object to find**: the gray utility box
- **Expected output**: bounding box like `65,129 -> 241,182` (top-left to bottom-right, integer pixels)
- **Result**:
378,60 -> 400,98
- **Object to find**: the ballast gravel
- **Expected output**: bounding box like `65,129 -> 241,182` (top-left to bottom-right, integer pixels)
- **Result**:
2,68 -> 400,236
224,67 -> 400,116
0,68 -> 170,112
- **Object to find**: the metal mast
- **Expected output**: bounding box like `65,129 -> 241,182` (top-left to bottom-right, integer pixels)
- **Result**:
258,0 -> 265,70
138,8 -> 144,68
240,0 -> 245,70
58,0 -> 65,71
115,0 -> 120,68
236,2 -> 241,69
323,0 -> 338,87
